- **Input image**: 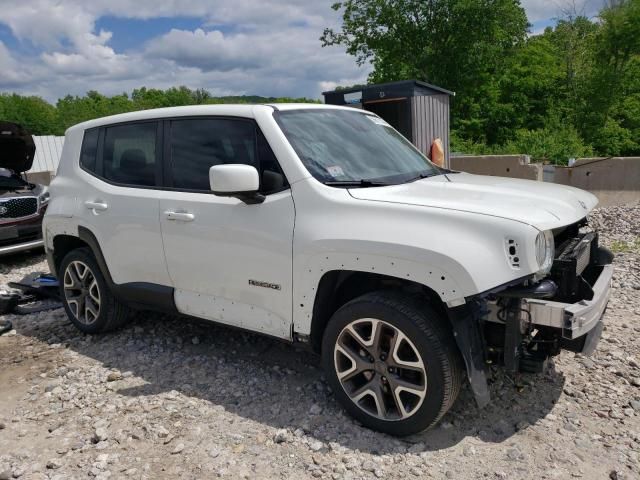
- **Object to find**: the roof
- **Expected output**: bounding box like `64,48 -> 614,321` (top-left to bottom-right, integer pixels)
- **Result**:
67,103 -> 364,133
322,79 -> 455,97
266,103 -> 363,111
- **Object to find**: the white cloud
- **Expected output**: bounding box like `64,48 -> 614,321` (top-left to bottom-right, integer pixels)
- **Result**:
521,0 -> 601,23
0,0 -> 368,101
0,41 -> 26,86
0,0 -> 604,102
145,29 -> 266,72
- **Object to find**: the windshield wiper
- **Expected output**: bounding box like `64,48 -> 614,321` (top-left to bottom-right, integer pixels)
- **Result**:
324,179 -> 392,188
403,171 -> 444,184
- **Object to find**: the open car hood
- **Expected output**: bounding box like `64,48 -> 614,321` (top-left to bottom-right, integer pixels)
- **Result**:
0,121 -> 35,172
348,172 -> 598,231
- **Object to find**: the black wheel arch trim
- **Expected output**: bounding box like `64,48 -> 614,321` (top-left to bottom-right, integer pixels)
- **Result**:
76,226 -> 178,313
445,299 -> 490,408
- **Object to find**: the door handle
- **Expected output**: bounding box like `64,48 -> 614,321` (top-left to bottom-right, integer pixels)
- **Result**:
164,211 -> 195,222
84,201 -> 108,212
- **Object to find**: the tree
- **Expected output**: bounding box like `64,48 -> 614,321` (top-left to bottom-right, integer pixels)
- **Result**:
0,87 -> 318,136
0,94 -> 58,135
56,91 -> 136,132
580,0 -> 640,152
322,0 -> 529,141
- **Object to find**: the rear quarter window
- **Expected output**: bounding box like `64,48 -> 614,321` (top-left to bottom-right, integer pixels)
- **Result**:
79,128 -> 99,173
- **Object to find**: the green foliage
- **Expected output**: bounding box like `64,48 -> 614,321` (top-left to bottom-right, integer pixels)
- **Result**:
0,94 -> 58,135
452,124 -> 593,164
503,125 -> 593,164
325,0 -> 640,163
0,87 -> 319,136
610,238 -> 640,253
322,0 -> 529,140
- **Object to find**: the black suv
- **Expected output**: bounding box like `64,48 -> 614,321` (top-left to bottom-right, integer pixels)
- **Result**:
0,122 -> 49,256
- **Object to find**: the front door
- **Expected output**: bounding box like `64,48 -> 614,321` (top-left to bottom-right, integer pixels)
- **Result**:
159,117 -> 295,339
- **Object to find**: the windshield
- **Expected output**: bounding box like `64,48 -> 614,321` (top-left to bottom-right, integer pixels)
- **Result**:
275,109 -> 441,186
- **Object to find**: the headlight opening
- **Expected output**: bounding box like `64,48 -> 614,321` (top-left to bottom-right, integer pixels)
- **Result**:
535,230 -> 555,275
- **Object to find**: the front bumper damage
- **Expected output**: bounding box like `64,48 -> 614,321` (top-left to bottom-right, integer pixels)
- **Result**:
448,223 -> 613,408
522,263 -> 612,353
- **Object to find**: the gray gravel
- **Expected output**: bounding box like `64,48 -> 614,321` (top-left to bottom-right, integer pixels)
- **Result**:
0,205 -> 639,479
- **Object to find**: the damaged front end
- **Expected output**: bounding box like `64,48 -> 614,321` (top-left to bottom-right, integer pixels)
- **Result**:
449,218 -> 613,408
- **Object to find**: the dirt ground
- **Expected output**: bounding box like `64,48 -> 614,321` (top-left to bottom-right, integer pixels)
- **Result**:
0,206 -> 639,480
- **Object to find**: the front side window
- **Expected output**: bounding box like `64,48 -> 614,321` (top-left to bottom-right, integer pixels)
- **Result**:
275,109 -> 441,186
79,128 -> 99,173
169,118 -> 287,194
103,123 -> 157,187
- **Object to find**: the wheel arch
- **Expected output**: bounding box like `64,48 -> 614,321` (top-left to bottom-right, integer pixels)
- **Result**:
307,270 -> 449,354
48,226 -> 115,285
306,269 -> 493,410
51,234 -> 90,277
53,226 -> 178,313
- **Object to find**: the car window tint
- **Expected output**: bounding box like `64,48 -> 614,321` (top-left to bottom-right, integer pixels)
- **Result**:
169,119 -> 257,191
103,123 -> 157,187
79,128 -> 99,173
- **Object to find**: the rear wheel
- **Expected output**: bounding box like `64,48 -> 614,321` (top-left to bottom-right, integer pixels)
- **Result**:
322,291 -> 462,436
59,247 -> 130,334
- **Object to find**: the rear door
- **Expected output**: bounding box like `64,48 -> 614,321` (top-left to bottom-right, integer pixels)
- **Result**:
158,117 -> 295,339
76,122 -> 171,287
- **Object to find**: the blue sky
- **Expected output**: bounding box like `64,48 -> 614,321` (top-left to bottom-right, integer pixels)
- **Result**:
0,1 -> 602,102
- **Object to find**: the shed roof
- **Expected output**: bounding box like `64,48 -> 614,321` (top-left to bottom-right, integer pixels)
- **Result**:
322,79 -> 455,97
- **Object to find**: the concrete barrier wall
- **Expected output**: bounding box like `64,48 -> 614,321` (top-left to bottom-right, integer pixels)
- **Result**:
25,171 -> 53,186
554,158 -> 640,207
450,155 -> 639,207
450,155 -> 543,181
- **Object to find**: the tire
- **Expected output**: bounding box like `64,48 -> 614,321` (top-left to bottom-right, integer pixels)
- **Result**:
59,247 -> 130,334
322,291 -> 463,436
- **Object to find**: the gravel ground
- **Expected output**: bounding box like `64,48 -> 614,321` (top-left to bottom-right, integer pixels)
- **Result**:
1,205 -> 639,480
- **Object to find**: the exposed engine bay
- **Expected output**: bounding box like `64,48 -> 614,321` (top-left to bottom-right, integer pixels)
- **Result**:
482,218 -> 613,374
0,121 -> 48,255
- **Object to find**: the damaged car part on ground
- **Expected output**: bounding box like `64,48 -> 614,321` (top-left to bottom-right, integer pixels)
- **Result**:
0,272 -> 61,336
43,104 -> 613,436
0,272 -> 61,314
0,121 -> 49,256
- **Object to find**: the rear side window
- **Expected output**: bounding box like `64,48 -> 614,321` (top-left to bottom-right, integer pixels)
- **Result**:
79,129 -> 99,173
103,123 -> 157,187
169,119 -> 257,191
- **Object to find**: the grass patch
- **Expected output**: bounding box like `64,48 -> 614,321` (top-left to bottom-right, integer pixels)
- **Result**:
610,238 -> 640,253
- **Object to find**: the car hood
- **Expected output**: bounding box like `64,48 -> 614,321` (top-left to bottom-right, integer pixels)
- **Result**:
348,172 -> 598,231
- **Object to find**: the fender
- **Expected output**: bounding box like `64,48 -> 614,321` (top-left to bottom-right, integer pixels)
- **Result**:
77,226 -> 178,313
292,248 -> 476,335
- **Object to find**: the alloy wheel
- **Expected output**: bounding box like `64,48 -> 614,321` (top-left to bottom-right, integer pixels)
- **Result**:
334,318 -> 427,421
63,260 -> 101,325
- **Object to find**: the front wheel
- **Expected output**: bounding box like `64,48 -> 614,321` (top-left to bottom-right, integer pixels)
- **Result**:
322,291 -> 463,436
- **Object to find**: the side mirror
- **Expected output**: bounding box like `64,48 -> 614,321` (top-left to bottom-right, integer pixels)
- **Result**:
209,164 -> 265,204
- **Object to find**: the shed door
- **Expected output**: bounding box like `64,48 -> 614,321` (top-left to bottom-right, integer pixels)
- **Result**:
364,98 -> 412,142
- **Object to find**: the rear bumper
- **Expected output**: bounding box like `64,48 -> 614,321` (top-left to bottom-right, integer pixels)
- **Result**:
522,263 -> 613,340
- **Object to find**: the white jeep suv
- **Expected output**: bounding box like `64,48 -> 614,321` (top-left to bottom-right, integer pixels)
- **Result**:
43,104 -> 613,436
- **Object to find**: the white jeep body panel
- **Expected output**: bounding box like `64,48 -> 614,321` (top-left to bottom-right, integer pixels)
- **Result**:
44,104 -> 599,342
159,187 -> 295,338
